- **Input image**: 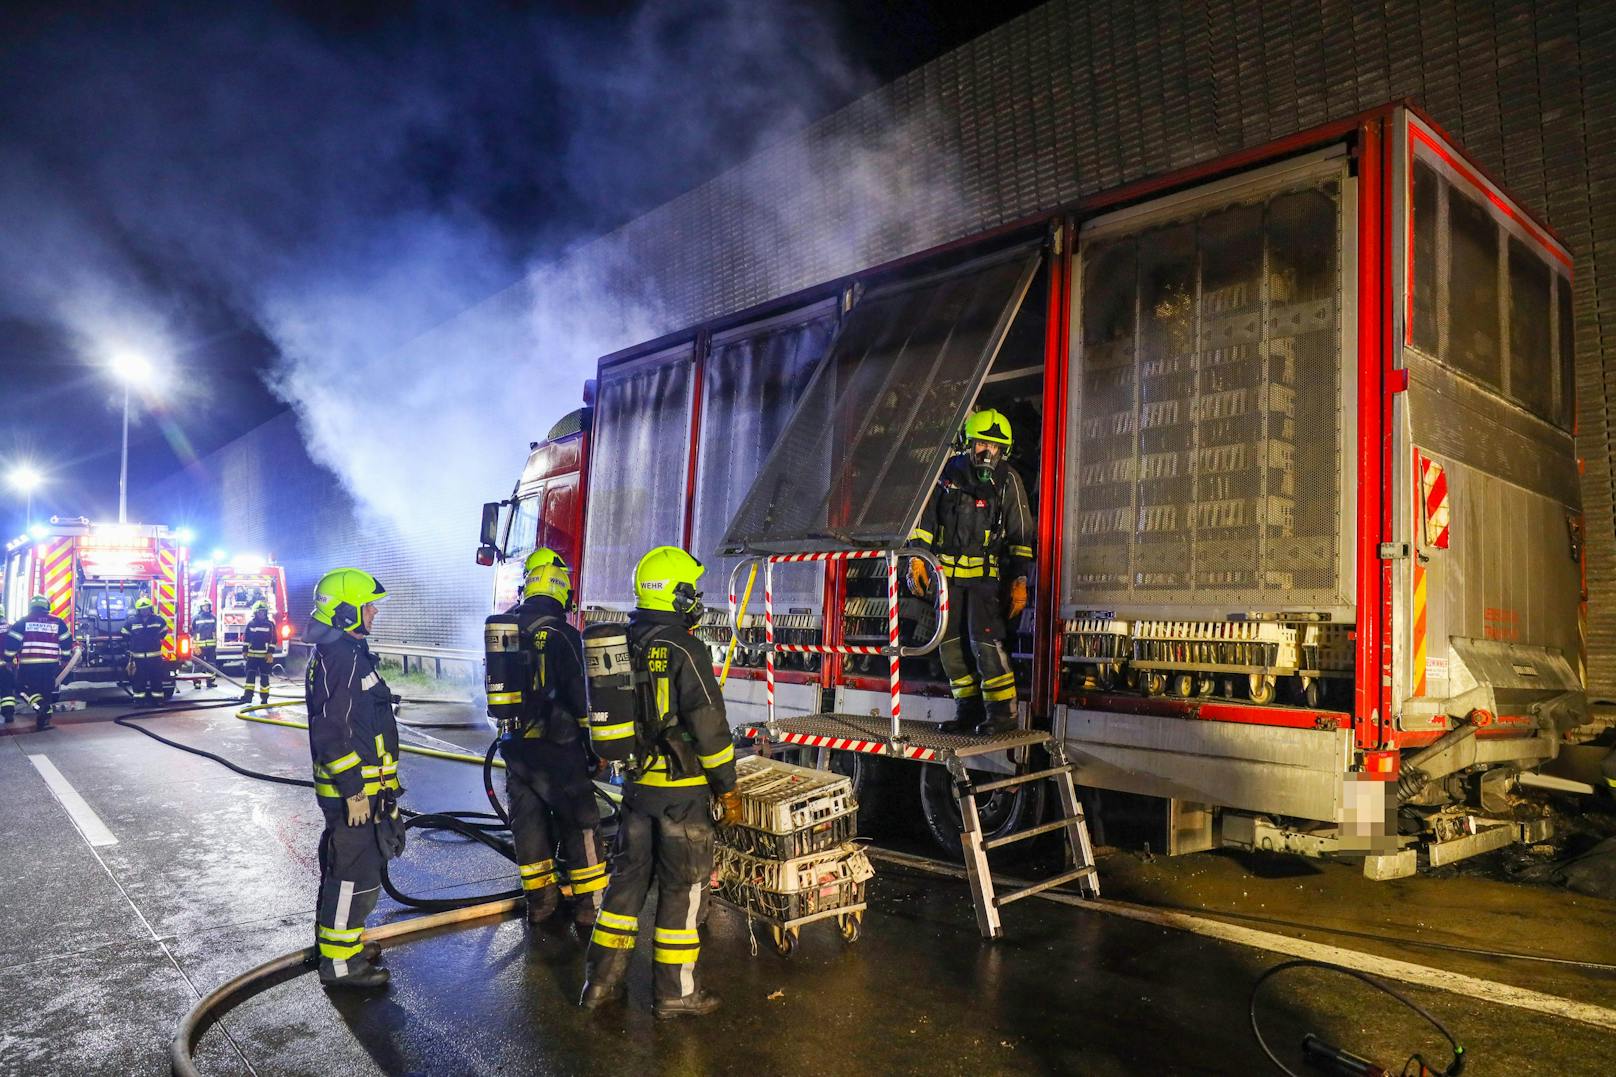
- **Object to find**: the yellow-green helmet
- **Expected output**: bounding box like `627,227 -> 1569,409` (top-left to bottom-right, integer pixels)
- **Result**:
964,408 -> 1013,449
312,567 -> 388,632
522,547 -> 572,604
134,596 -> 153,610
252,600 -> 269,613
29,593 -> 49,610
633,545 -> 704,614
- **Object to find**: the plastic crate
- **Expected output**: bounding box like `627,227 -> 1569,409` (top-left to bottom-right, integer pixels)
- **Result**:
719,811 -> 856,860
731,755 -> 856,834
715,843 -> 874,922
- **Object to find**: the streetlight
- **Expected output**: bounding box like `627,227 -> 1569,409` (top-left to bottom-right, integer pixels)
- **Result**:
8,465 -> 42,527
110,351 -> 154,524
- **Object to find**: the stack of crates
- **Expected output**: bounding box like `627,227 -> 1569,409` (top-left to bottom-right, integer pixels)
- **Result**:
715,755 -> 872,935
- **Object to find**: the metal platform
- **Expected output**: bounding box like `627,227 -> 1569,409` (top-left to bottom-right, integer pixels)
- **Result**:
740,713 -> 1047,763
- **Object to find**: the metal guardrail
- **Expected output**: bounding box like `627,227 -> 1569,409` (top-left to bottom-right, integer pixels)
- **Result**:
284,638 -> 480,679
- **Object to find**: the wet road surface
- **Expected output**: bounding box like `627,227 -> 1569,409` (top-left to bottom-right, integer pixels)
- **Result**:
3,684 -> 1615,1075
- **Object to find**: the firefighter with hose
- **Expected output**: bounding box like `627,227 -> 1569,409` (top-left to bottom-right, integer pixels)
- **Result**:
304,568 -> 403,991
239,600 -> 276,704
3,595 -> 73,731
122,595 -> 170,706
483,548 -> 607,930
189,599 -> 218,689
579,545 -> 742,1018
907,408 -> 1035,736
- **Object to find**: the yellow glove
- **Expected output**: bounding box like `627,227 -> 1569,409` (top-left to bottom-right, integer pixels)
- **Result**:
345,792 -> 372,827
716,789 -> 744,828
908,557 -> 931,597
1008,577 -> 1029,620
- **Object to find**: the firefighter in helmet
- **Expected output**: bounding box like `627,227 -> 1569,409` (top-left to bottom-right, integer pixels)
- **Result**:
580,545 -> 742,1019
305,567 -> 401,990
240,600 -> 276,704
3,595 -> 73,730
0,615 -> 14,723
908,408 -> 1034,736
491,548 -> 607,929
122,595 -> 171,706
190,599 -> 219,689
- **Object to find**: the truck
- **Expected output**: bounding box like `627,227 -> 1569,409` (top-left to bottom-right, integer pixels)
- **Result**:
192,556 -> 293,668
3,517 -> 192,698
475,103 -> 1588,879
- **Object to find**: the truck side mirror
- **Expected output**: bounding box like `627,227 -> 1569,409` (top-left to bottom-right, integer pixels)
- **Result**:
475,546 -> 497,567
479,502 -> 502,549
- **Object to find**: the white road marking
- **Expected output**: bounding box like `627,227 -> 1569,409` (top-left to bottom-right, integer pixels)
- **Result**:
27,753 -> 119,847
869,848 -> 1616,1032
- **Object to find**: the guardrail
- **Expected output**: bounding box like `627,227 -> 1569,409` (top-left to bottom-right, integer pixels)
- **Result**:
285,638 -> 481,680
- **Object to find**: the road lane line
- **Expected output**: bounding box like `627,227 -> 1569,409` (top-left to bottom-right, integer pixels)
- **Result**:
27,753 -> 118,847
869,847 -> 1616,1033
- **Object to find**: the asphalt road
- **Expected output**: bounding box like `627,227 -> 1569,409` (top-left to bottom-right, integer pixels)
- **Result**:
3,684 -> 1614,1075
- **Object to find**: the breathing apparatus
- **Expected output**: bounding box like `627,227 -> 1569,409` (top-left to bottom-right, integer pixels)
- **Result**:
961,408 -> 1013,484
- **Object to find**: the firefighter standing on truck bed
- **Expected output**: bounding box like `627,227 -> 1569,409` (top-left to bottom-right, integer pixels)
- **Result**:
122,596 -> 170,706
240,601 -> 275,704
0,617 -> 14,724
3,595 -> 73,731
580,545 -> 742,1019
487,548 -> 607,929
908,408 -> 1034,736
305,567 -> 402,991
190,599 -> 218,689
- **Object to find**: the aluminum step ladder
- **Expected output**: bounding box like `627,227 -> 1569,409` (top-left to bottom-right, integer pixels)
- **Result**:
951,736 -> 1099,939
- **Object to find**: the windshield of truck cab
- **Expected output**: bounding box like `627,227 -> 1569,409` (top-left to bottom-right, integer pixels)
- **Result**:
504,495 -> 540,558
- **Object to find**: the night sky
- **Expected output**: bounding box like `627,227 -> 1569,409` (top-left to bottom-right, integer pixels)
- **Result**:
0,0 -> 1043,541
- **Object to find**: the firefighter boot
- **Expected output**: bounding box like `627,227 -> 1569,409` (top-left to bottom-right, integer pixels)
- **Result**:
938,697 -> 984,734
654,989 -> 723,1020
526,884 -> 561,925
580,951 -> 630,1010
973,700 -> 1016,737
259,692 -> 270,705
320,961 -> 390,991
238,690 -> 253,703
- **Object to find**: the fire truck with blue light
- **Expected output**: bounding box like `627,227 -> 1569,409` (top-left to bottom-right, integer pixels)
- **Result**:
2,516 -> 193,698
192,555 -> 294,669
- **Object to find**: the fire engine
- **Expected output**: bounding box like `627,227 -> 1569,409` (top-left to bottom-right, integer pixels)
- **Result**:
476,104 -> 1588,879
192,556 -> 293,668
2,517 -> 192,696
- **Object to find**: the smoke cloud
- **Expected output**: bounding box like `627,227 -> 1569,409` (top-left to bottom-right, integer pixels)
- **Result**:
0,1 -> 966,638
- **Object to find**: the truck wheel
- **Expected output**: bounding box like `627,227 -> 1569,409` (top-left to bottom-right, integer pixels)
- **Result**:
918,765 -> 1044,861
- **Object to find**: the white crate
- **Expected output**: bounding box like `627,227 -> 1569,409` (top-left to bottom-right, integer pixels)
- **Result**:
733,755 -> 856,834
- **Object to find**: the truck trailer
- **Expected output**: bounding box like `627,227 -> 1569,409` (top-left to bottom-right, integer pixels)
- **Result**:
3,517 -> 192,696
477,104 -> 1587,879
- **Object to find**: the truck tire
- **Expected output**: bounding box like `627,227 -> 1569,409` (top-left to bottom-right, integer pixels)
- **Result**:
917,765 -> 1044,861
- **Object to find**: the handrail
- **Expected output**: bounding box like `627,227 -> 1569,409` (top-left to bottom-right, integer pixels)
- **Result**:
727,548 -> 949,744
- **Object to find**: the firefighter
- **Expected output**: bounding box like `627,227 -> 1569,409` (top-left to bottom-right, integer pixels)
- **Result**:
494,548 -> 607,929
305,567 -> 400,990
190,599 -> 218,689
121,596 -> 171,706
240,600 -> 276,704
0,617 -> 14,724
580,545 -> 742,1019
908,408 -> 1034,736
3,595 -> 73,731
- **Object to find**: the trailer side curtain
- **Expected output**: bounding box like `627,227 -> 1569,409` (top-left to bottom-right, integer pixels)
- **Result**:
581,344 -> 694,610
692,302 -> 837,611
720,246 -> 1042,554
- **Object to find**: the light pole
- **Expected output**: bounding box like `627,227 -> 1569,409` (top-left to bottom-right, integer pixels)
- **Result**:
8,465 -> 42,527
110,352 -> 153,524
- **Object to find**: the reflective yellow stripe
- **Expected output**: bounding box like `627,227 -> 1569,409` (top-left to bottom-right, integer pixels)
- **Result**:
487,691 -> 522,705
591,721 -> 636,741
698,743 -> 734,770
984,682 -> 1017,703
949,683 -> 981,700
940,564 -> 988,579
635,766 -> 708,789
653,946 -> 700,964
1008,545 -> 1033,559
319,940 -> 363,960
908,527 -> 934,544
597,910 -> 637,931
318,925 -> 363,942
590,927 -> 637,949
568,863 -> 607,882
314,780 -> 381,798
570,874 -> 609,895
654,927 -> 699,944
981,673 -> 1015,690
654,677 -> 669,720
522,872 -> 558,891
519,860 -> 556,876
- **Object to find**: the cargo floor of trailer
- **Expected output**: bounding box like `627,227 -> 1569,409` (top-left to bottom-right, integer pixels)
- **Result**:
5,687 -> 1616,1074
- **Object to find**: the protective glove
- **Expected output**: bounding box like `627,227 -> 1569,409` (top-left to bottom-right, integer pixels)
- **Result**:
907,557 -> 931,597
1007,577 -> 1029,620
715,789 -> 744,828
345,792 -> 372,827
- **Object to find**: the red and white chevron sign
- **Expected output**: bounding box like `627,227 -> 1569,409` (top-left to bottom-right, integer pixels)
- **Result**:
1420,452 -> 1449,549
